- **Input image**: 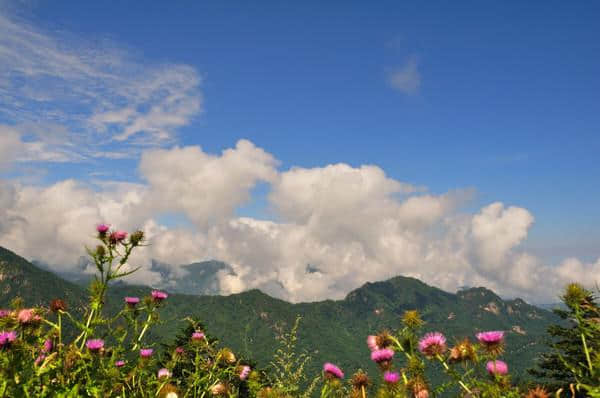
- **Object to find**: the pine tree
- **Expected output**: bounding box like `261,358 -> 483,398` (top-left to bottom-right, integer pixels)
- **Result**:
529,283 -> 600,396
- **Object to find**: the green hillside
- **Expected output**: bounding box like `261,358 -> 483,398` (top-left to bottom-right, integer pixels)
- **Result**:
0,246 -> 558,383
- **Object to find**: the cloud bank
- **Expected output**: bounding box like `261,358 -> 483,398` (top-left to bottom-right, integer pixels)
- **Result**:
0,140 -> 598,304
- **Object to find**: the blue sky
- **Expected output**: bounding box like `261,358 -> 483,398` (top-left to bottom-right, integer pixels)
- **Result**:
0,1 -> 598,301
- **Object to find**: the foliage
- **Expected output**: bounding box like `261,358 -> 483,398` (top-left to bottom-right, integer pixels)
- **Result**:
530,283 -> 600,397
268,316 -> 320,397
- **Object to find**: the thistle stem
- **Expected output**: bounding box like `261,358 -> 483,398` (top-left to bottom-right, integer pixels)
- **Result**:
435,354 -> 472,394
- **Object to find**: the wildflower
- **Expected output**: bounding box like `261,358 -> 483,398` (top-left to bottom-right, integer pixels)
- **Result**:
375,330 -> 395,348
371,348 -> 395,363
109,230 -> 127,243
17,308 -> 41,324
415,389 -> 430,398
239,365 -> 251,380
383,371 -> 400,384
175,346 -> 184,354
323,362 -> 344,379
42,339 -> 53,353
524,386 -> 550,398
219,348 -> 236,364
366,335 -> 379,351
96,223 -> 110,234
476,330 -> 504,355
151,290 -> 168,302
0,331 -> 17,348
409,378 -> 429,398
50,299 -> 67,313
125,296 -> 140,307
140,348 -> 154,358
35,354 -> 46,366
350,370 -> 370,390
449,338 -> 476,362
418,332 -> 447,357
158,368 -> 172,379
191,331 -> 205,341
0,309 -> 10,318
210,382 -> 228,396
86,339 -> 104,352
486,360 -> 508,376
130,230 -> 144,246
115,360 -> 126,367
402,310 -> 424,328
159,384 -> 180,398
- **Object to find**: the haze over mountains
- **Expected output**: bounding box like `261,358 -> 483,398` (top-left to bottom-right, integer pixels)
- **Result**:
1,245 -> 559,381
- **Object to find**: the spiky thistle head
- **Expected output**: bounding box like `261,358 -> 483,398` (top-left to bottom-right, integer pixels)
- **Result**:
402,310 -> 424,328
350,370 -> 370,390
449,338 -> 477,363
524,386 -> 550,398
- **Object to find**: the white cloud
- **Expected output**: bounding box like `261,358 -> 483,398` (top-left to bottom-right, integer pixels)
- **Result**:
0,13 -> 202,162
138,140 -> 279,228
0,125 -> 23,169
388,56 -> 421,94
0,140 -> 597,303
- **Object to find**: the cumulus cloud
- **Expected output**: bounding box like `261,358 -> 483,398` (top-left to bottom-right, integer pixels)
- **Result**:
388,56 -> 421,94
0,13 -> 202,162
0,141 -> 597,303
139,140 -> 279,227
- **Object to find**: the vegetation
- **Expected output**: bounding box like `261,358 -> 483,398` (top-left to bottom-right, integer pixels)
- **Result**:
0,224 -> 598,396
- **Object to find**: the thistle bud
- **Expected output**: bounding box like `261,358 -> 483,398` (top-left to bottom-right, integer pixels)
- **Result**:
219,348 -> 236,364
130,230 -> 144,246
96,245 -> 105,258
210,382 -> 228,396
50,299 -> 67,313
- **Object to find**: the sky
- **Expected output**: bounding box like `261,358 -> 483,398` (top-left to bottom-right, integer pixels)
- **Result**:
0,1 -> 599,303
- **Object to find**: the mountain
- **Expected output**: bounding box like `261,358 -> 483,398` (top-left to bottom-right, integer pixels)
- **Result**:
0,247 -> 87,309
34,257 -> 235,296
0,246 -> 559,382
149,259 -> 235,295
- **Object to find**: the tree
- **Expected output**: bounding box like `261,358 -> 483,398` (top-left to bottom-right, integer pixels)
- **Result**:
529,283 -> 600,396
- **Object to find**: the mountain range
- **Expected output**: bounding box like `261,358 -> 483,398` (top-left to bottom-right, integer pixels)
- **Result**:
0,246 -> 558,382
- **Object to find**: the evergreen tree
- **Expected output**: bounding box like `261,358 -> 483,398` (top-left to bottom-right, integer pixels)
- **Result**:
529,283 -> 600,396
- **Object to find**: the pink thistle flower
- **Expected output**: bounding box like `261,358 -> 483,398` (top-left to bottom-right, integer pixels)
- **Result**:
157,368 -> 171,379
175,346 -> 185,354
416,389 -> 430,398
125,296 -> 140,306
96,224 -> 110,234
42,339 -> 53,353
115,360 -> 126,367
476,330 -> 505,355
0,309 -> 11,318
109,230 -> 128,243
0,331 -> 17,348
323,362 -> 344,379
476,331 -> 504,344
371,348 -> 395,363
383,371 -> 400,384
86,339 -> 104,352
191,331 -> 205,341
151,290 -> 168,302
366,335 -> 379,351
35,354 -> 46,366
17,308 -> 40,324
418,332 -> 447,357
486,360 -> 508,376
239,365 -> 251,380
140,348 -> 154,358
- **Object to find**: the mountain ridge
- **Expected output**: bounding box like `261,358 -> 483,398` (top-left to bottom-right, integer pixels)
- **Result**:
0,245 -> 558,381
